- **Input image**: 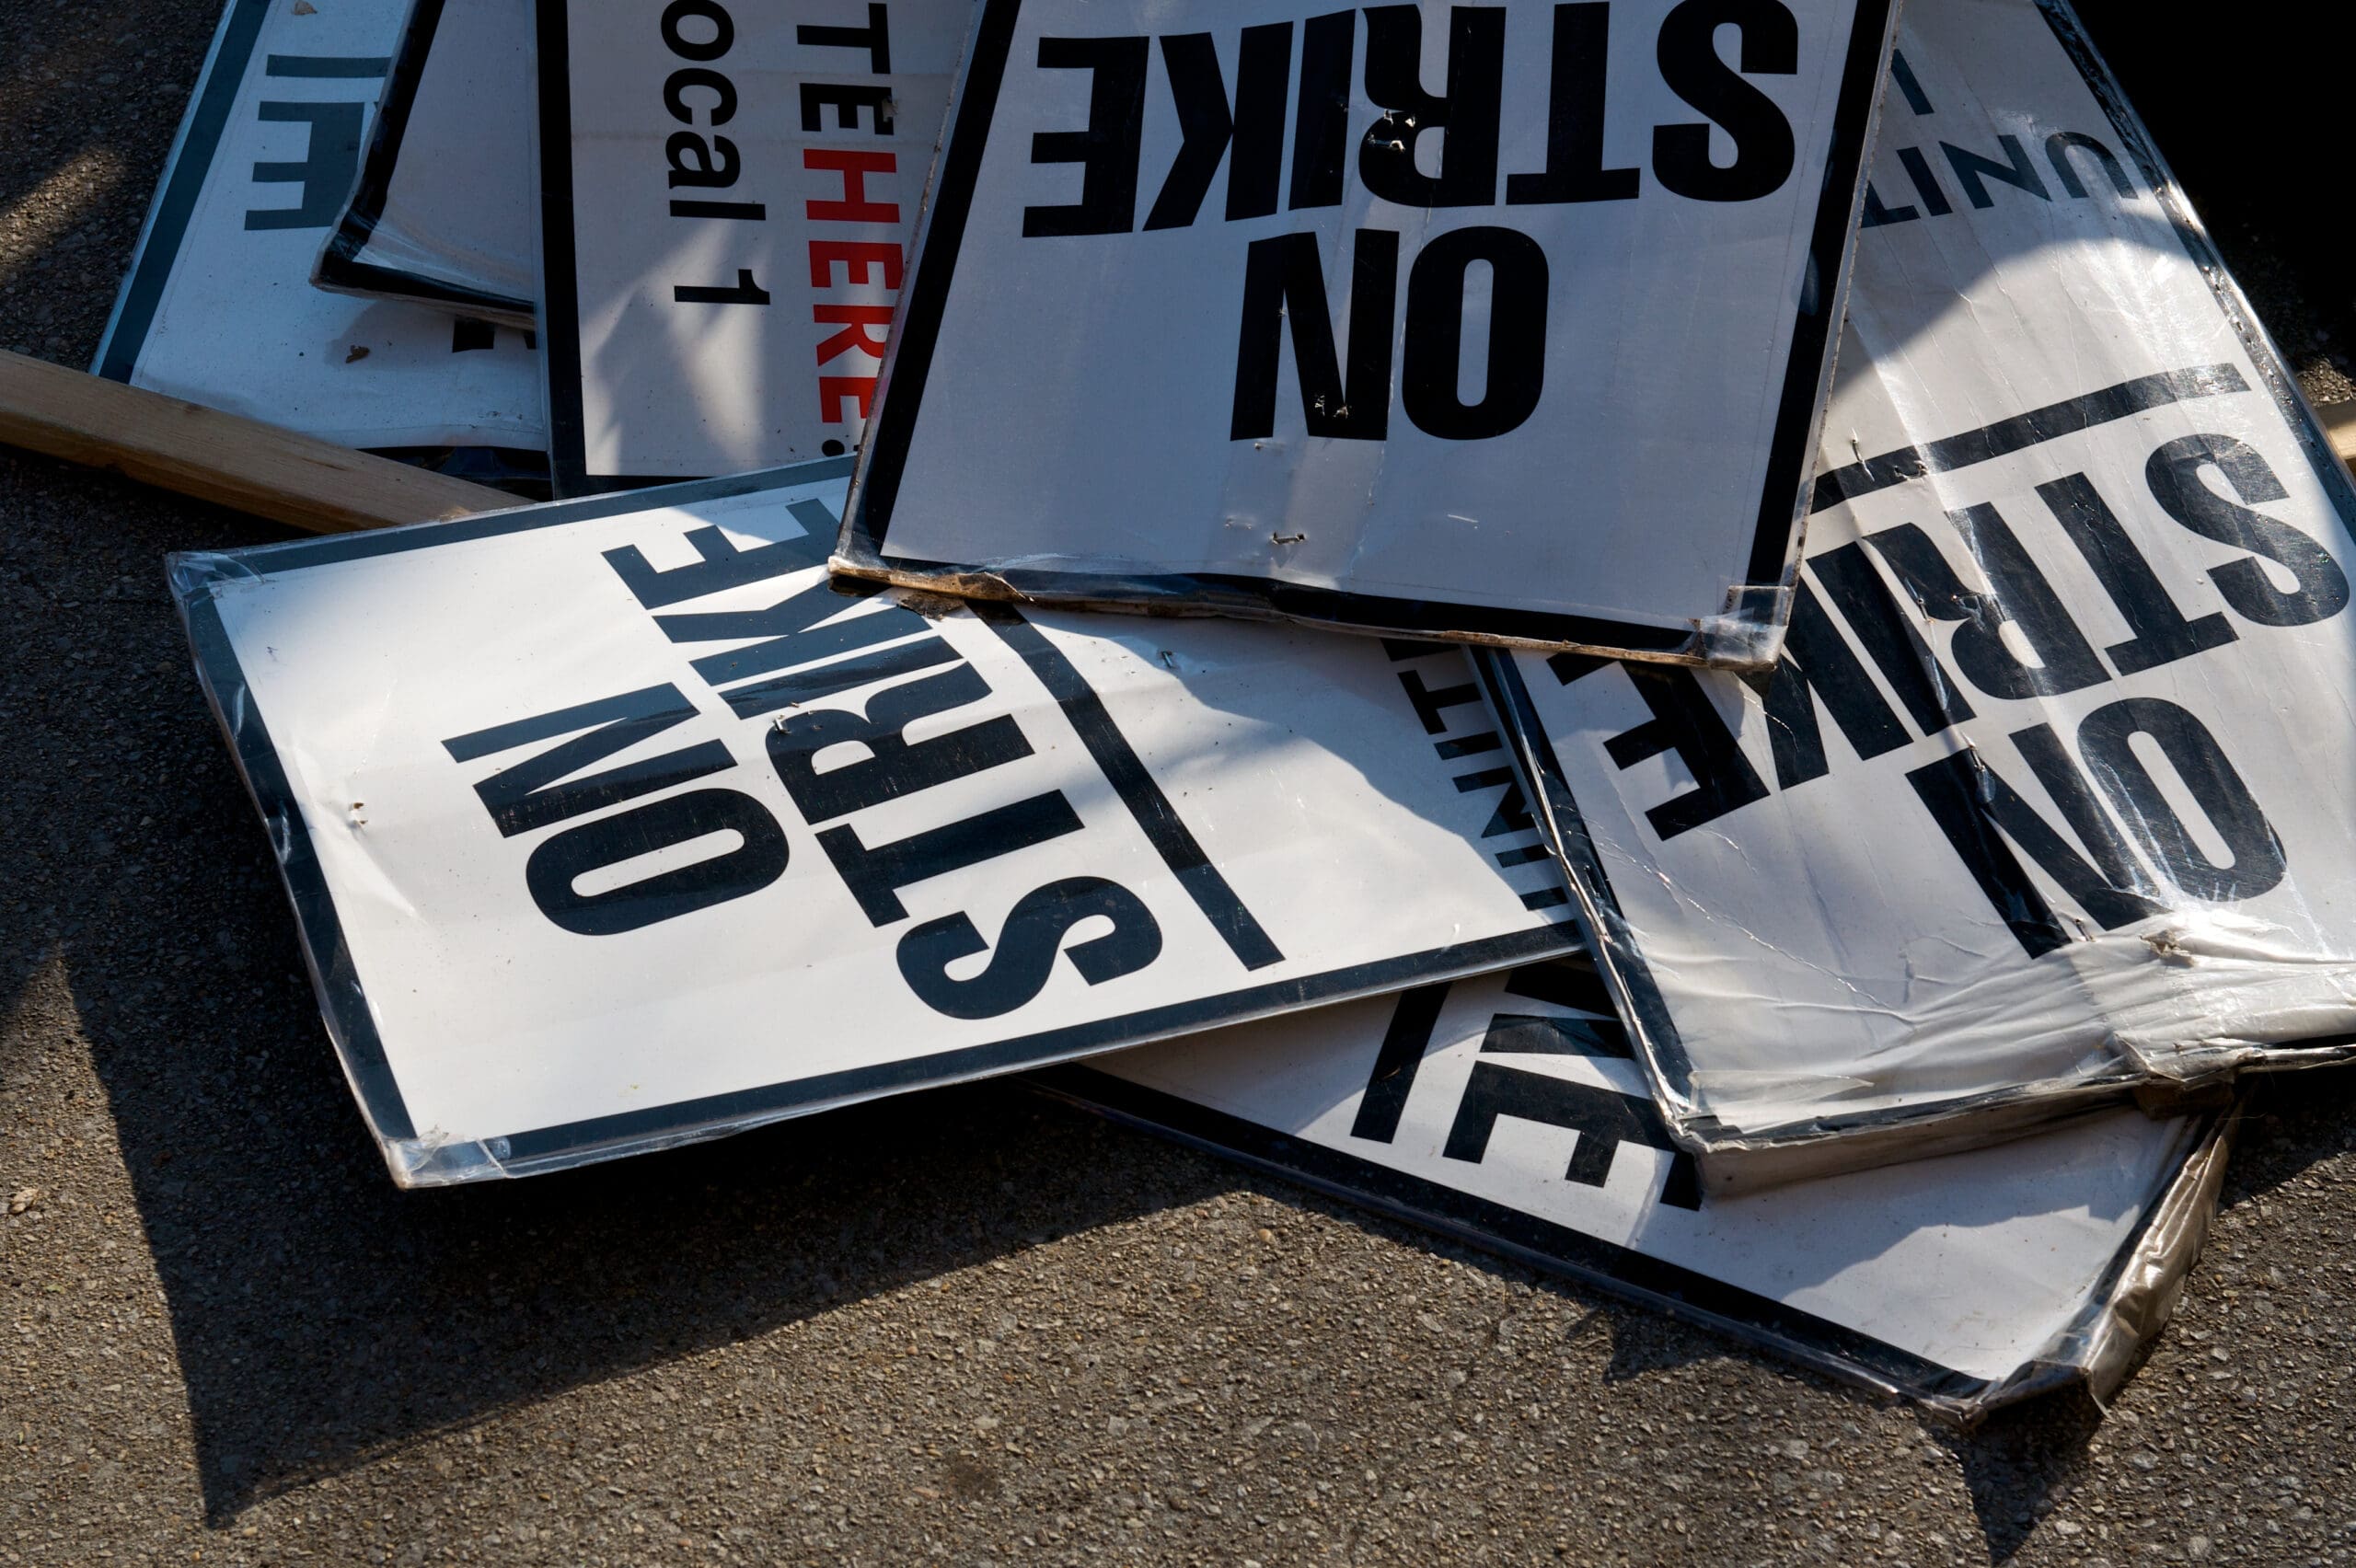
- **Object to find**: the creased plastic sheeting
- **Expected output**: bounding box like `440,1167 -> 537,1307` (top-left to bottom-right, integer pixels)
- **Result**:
537,0 -> 972,493
313,0 -> 537,325
1479,0 -> 2356,1183
167,461 -> 1576,1186
92,0 -> 544,453
1038,962 -> 2233,1423
832,0 -> 1897,661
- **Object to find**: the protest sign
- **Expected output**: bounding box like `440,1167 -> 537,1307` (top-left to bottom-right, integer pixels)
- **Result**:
836,0 -> 1897,659
537,0 -> 973,491
1045,962 -> 2231,1420
314,0 -> 538,326
170,463 -> 1575,1185
95,0 -> 544,455
1482,0 -> 2356,1180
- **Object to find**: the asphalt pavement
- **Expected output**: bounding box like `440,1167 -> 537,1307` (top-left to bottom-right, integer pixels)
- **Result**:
4,3 -> 2354,1563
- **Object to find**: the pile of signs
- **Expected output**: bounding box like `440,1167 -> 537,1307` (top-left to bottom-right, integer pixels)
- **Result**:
94,0 -> 2356,1423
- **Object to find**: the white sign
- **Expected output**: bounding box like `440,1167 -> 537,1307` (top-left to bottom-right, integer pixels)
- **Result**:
314,0 -> 538,325
537,0 -> 973,491
95,0 -> 545,454
835,0 -> 1897,659
171,463 -> 1575,1185
1484,0 -> 2356,1175
1051,963 -> 2228,1417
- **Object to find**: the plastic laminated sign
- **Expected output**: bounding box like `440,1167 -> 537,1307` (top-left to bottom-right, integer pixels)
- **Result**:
94,0 -> 545,457
1481,0 -> 2356,1186
1041,961 -> 2234,1423
536,0 -> 975,492
313,0 -> 538,326
833,0 -> 1899,659
168,461 -> 1576,1185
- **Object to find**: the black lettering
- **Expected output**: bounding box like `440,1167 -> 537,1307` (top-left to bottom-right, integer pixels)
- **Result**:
1144,24 -> 1291,229
1866,509 -> 2108,700
659,577 -> 930,689
1755,581 -> 1910,790
666,131 -> 741,189
1942,134 -> 2048,209
1022,37 -> 1149,237
1502,955 -> 1613,1016
2036,471 -> 2235,675
675,271 -> 772,305
1400,225 -> 1547,440
2078,698 -> 2284,902
1507,3 -> 1639,204
801,81 -> 894,134
525,789 -> 789,936
819,792 -> 1086,926
1893,145 -> 1951,216
1887,48 -> 1933,115
1442,1062 -> 1700,1208
1857,179 -> 1918,227
797,3 -> 890,73
2145,433 -> 2350,627
1288,9 -> 1356,210
1358,4 -> 1505,208
897,877 -> 1162,1019
1478,1011 -> 1631,1058
1349,982 -> 1451,1143
605,507 -> 828,610
1907,746 -> 2165,960
1584,662 -> 1768,841
246,102 -> 364,230
2011,721 -> 2163,902
443,684 -> 733,837
768,663 -> 1034,823
664,65 -> 736,123
1652,0 -> 1796,202
1230,229 -> 1397,441
661,0 -> 734,61
1807,541 -> 1975,733
2046,131 -> 2134,200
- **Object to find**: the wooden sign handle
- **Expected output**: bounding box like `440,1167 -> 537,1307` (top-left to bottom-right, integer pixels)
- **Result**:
0,348 -> 511,534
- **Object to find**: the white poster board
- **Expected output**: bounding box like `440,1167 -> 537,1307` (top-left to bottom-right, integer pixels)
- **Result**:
1047,962 -> 2229,1420
1484,0 -> 2356,1179
314,0 -> 538,325
94,0 -> 544,455
835,0 -> 1897,660
537,0 -> 973,491
171,462 -> 1575,1185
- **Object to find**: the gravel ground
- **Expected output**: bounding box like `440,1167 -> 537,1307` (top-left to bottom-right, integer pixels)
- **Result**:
5,4 -> 2354,1564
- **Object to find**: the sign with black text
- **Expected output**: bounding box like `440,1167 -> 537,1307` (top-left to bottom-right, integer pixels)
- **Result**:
96,0 -> 544,455
1484,0 -> 2356,1170
837,0 -> 1896,658
171,464 -> 1574,1185
537,0 -> 973,491
1045,962 -> 2229,1419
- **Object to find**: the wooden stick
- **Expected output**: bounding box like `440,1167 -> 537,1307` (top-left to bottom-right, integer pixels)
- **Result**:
2320,398 -> 2356,477
0,348 -> 511,534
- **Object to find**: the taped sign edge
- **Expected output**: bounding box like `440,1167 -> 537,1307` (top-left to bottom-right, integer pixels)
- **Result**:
836,0 -> 1901,666
311,0 -> 540,326
1028,1055 -> 2232,1425
167,459 -> 1578,1188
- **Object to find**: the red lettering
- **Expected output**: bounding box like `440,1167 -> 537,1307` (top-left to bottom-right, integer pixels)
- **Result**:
807,240 -> 905,289
814,305 -> 893,365
820,376 -> 879,422
803,149 -> 899,223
